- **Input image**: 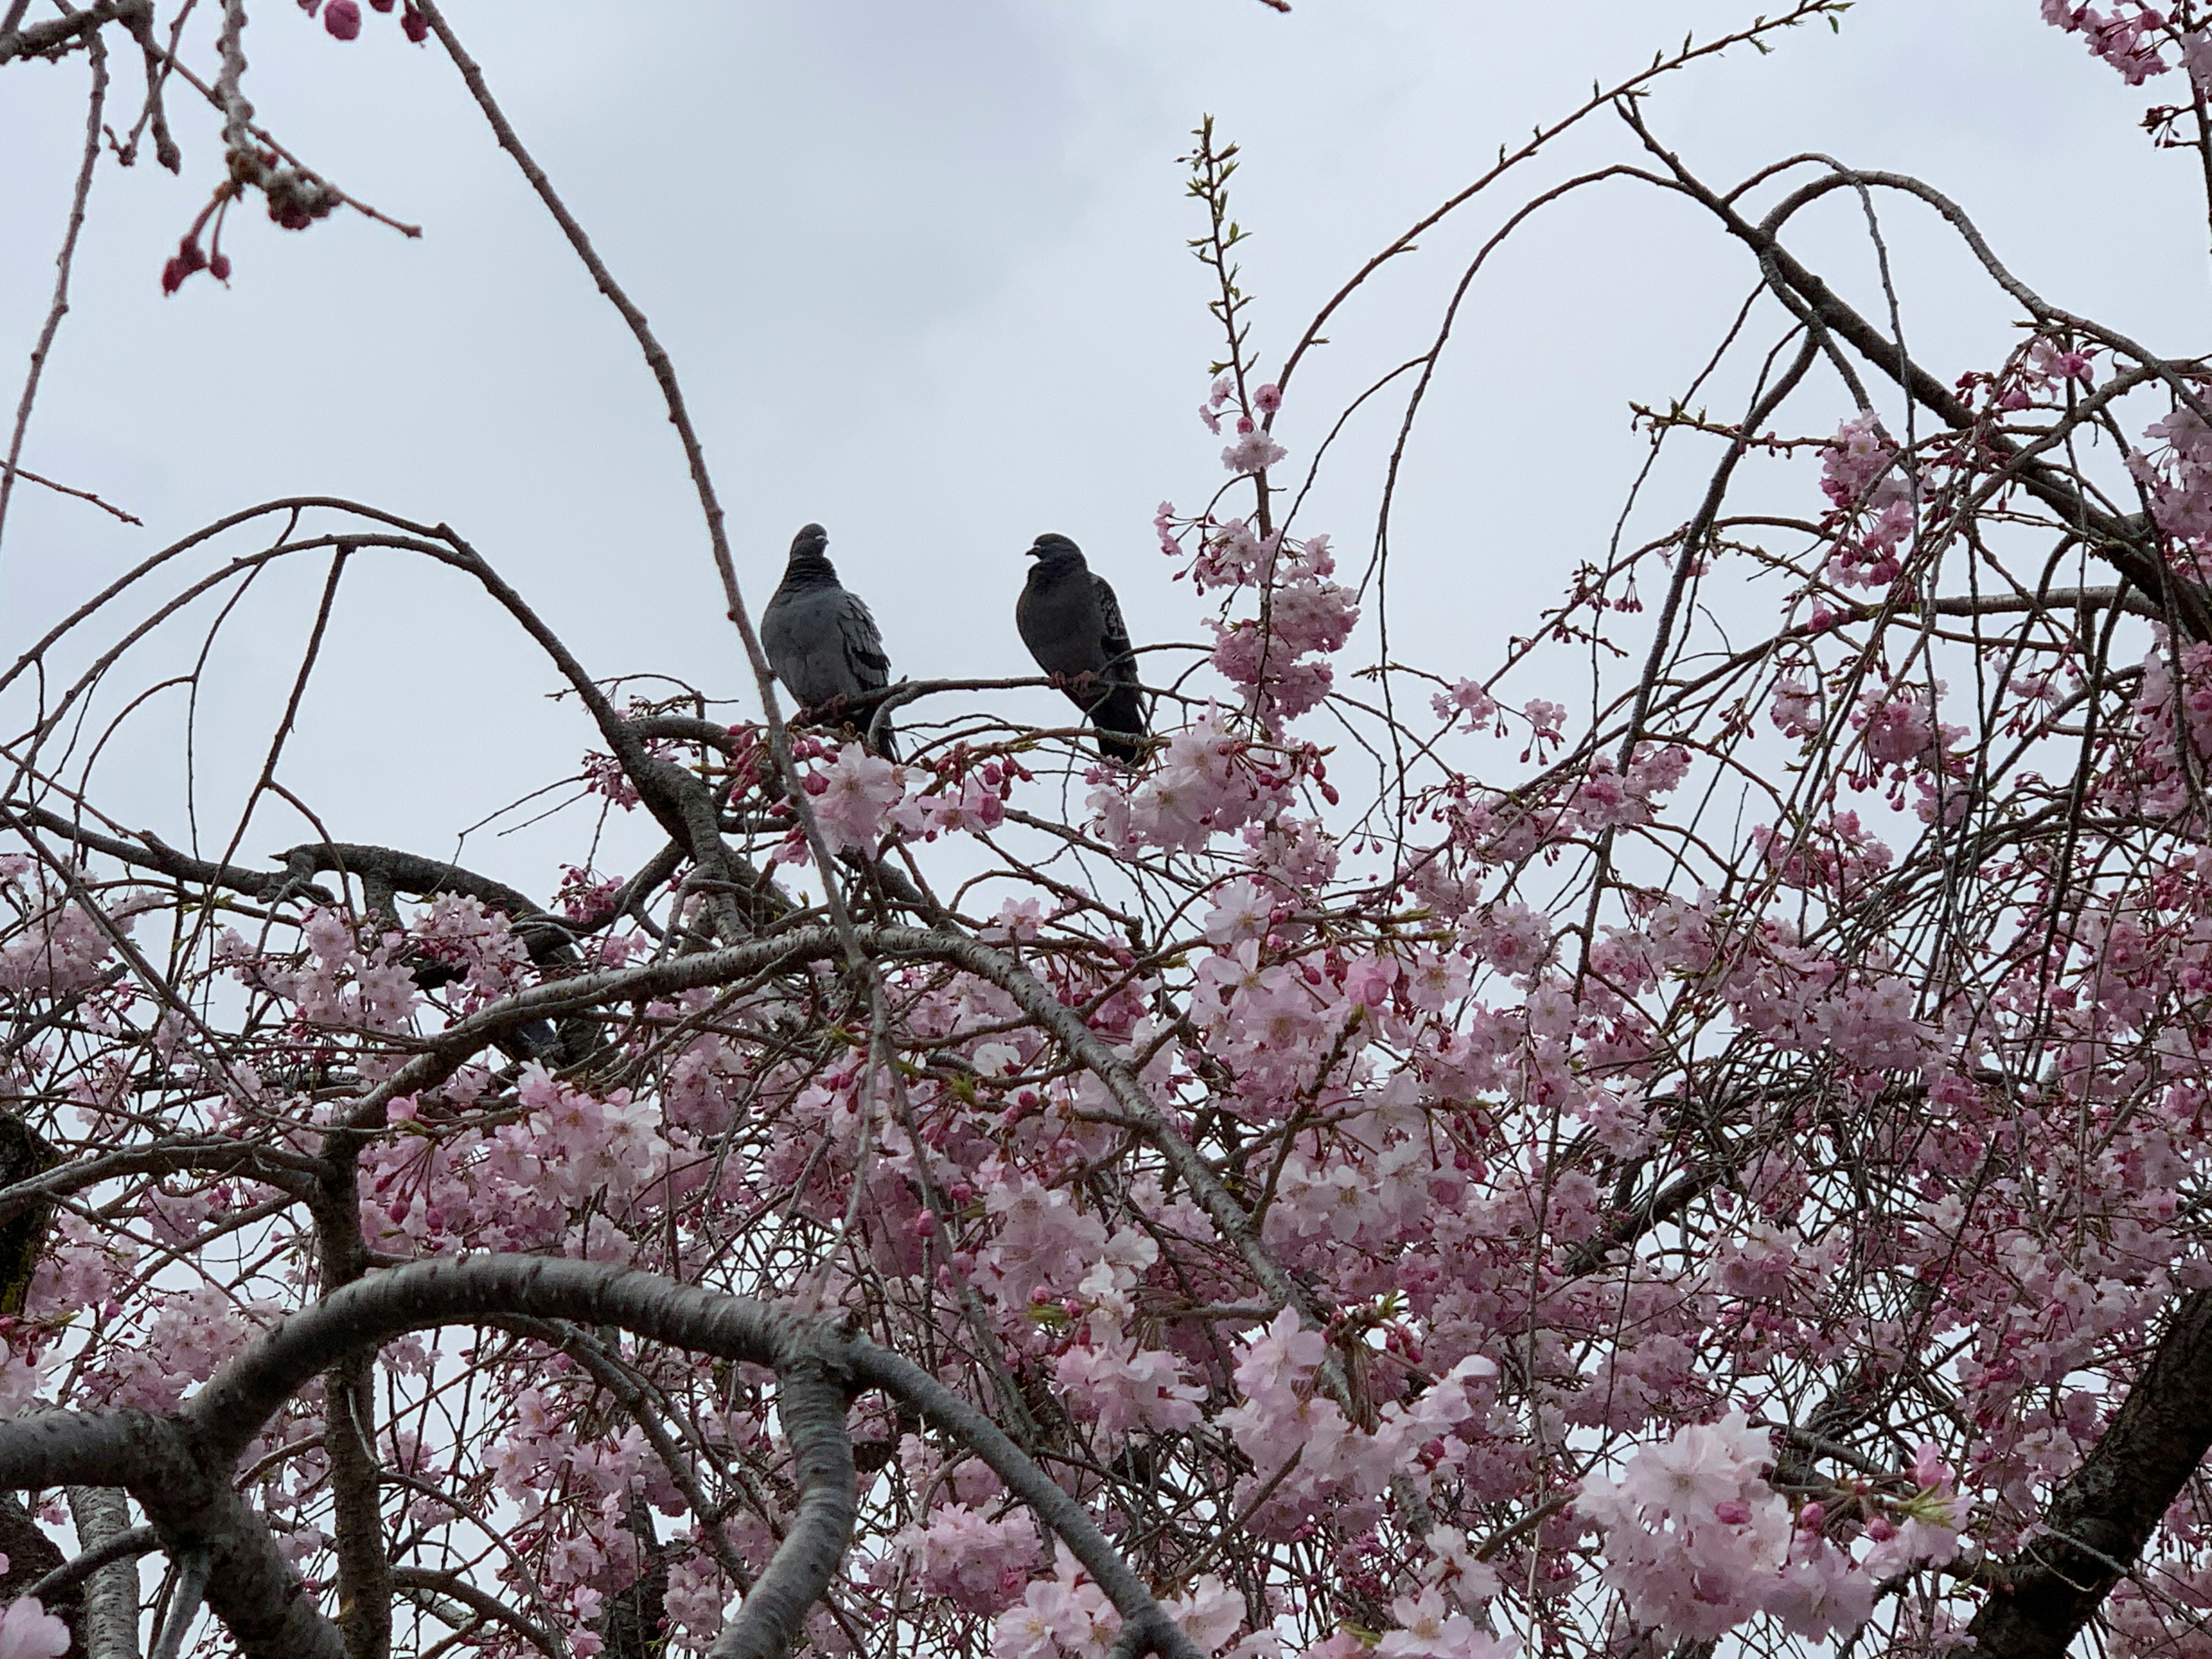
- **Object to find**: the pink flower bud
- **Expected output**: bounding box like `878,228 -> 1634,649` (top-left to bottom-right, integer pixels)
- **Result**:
912,1209 -> 937,1238
324,0 -> 361,37
1797,1501 -> 1825,1531
1714,1500 -> 1751,1527
802,772 -> 828,796
1866,1516 -> 1896,1541
161,238 -> 207,296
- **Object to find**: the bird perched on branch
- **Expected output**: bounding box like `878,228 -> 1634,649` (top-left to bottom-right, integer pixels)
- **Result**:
1016,533 -> 1149,764
761,523 -> 899,759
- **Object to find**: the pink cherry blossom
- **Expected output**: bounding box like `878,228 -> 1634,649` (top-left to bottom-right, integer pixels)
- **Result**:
0,1599 -> 69,1659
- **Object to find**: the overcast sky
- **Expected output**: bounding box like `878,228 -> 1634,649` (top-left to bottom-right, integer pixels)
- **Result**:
1,1 -> 2203,900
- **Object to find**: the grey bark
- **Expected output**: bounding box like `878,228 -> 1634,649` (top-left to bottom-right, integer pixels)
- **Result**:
1967,1287 -> 2212,1658
0,0 -> 146,66
65,1488 -> 139,1659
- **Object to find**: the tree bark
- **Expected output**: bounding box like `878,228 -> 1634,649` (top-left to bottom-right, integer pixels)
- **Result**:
1969,1287 -> 2212,1658
65,1488 -> 139,1659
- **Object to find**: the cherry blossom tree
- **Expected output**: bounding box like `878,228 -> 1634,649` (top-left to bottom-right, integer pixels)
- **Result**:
9,2 -> 2212,1658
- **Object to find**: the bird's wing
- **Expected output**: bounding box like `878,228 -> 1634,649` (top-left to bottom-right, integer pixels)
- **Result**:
1093,575 -> 1135,679
759,588 -> 800,687
838,594 -> 893,690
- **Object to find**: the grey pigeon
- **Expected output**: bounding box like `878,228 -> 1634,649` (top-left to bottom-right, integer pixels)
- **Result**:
761,523 -> 899,759
1016,533 -> 1148,764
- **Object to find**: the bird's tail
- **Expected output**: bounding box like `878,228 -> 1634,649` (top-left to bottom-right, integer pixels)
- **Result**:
1090,685 -> 1148,766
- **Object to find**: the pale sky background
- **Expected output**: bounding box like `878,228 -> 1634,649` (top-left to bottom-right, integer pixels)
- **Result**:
0,1 -> 2203,902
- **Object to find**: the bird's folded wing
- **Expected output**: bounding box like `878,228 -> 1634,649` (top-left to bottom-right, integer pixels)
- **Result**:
839,595 -> 893,688
1093,575 -> 1136,680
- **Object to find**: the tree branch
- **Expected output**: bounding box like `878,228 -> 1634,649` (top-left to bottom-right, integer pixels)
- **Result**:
1968,1287 -> 2212,1658
0,0 -> 143,67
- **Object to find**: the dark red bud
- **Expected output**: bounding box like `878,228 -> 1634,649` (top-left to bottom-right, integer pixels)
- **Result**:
401,6 -> 428,41
369,0 -> 393,9
324,0 -> 361,36
209,252 -> 232,281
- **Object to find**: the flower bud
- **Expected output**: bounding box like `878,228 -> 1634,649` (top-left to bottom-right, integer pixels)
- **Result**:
324,0 -> 361,37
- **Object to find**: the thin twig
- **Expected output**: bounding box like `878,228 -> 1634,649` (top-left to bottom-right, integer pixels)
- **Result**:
0,23 -> 109,556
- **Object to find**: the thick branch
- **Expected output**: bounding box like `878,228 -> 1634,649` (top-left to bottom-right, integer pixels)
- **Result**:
62,1490 -> 141,1659
0,1412 -> 342,1659
1968,1287 -> 2212,1658
9,804 -> 336,907
190,1256 -> 1211,1659
325,1353 -> 388,1659
0,0 -> 144,67
709,1354 -> 854,1659
271,842 -> 578,961
0,1141 -> 326,1229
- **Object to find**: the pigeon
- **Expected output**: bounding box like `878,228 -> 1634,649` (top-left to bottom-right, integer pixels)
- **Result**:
760,523 -> 899,760
1015,532 -> 1148,764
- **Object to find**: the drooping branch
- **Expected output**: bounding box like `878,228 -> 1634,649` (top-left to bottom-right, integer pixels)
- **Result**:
844,1340 -> 1208,1659
1623,109 -> 2208,639
0,1140 -> 327,1229
184,1255 -> 1205,1659
319,921 -> 1332,1370
0,9 -> 108,561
